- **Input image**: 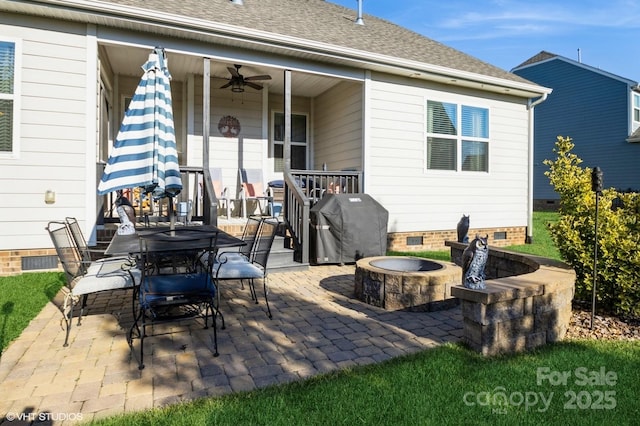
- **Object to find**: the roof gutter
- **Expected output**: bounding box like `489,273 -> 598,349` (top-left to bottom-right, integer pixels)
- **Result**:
6,0 -> 551,98
526,92 -> 550,244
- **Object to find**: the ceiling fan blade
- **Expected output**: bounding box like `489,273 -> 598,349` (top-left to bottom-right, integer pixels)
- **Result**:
245,81 -> 264,90
244,75 -> 272,81
227,66 -> 240,78
219,81 -> 232,89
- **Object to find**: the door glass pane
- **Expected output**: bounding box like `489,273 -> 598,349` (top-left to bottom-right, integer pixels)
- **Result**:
274,113 -> 284,141
274,112 -> 307,142
273,144 -> 307,171
292,114 -> 307,142
292,145 -> 306,169
274,144 -> 284,172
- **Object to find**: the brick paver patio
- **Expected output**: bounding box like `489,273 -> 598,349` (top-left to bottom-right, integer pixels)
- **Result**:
0,265 -> 462,424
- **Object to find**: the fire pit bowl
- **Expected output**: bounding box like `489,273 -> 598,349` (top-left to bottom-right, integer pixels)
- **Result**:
355,256 -> 462,311
369,257 -> 443,272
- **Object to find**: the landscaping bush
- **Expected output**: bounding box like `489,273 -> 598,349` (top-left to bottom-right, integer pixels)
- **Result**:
544,136 -> 640,317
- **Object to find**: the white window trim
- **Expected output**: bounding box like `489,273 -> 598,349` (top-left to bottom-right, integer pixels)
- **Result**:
631,92 -> 640,134
424,99 -> 490,173
271,110 -> 309,170
0,37 -> 22,160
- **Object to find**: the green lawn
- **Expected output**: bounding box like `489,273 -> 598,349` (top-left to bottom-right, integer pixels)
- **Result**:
0,272 -> 65,353
93,340 -> 640,426
506,211 -> 560,260
389,211 -> 561,262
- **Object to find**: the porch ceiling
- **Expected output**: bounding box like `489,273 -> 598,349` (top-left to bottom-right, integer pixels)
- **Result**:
101,44 -> 342,98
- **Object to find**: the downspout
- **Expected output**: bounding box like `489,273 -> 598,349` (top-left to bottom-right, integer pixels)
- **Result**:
526,92 -> 549,243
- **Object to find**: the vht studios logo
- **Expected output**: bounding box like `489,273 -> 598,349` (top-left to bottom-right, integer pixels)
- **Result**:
463,366 -> 617,413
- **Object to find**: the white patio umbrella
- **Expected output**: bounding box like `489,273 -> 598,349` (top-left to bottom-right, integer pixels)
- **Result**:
98,47 -> 182,227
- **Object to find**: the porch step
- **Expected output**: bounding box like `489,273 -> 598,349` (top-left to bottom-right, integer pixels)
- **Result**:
267,235 -> 309,273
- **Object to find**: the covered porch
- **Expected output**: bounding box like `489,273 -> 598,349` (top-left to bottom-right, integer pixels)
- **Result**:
96,38 -> 367,269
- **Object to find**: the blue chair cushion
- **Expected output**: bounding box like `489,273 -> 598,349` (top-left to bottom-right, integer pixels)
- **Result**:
140,273 -> 215,307
268,179 -> 284,188
268,179 -> 305,188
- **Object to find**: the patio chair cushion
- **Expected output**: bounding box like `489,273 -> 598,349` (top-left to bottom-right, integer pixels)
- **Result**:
140,272 -> 216,307
214,260 -> 264,280
215,251 -> 249,263
71,259 -> 139,296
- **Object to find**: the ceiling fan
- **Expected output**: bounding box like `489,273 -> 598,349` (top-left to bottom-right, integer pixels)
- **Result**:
220,64 -> 272,92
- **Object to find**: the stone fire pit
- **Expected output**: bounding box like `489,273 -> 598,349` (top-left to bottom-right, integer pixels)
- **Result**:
354,256 -> 462,311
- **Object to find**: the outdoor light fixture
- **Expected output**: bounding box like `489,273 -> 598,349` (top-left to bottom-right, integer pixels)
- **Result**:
44,189 -> 56,204
231,81 -> 244,93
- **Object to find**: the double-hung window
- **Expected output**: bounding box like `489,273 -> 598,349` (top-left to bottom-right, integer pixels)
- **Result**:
0,39 -> 18,157
426,100 -> 489,172
273,111 -> 308,171
633,93 -> 640,124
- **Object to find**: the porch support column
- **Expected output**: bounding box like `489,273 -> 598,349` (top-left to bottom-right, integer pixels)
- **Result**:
283,69 -> 291,171
203,58 -> 211,172
202,57 -> 217,224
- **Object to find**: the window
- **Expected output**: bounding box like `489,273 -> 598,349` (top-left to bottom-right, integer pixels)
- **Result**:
0,40 -> 18,156
273,112 -> 308,172
633,93 -> 640,123
426,100 -> 489,172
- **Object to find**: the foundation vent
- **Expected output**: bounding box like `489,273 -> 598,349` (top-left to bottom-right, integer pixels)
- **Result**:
22,255 -> 59,271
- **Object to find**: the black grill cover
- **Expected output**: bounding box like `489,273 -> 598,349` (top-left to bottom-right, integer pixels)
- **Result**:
310,194 -> 388,264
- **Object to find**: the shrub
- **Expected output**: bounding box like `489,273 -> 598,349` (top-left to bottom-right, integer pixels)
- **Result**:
544,136 -> 640,317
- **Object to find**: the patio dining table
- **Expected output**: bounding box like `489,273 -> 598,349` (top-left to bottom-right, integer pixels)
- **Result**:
107,225 -> 242,369
104,224 -> 245,257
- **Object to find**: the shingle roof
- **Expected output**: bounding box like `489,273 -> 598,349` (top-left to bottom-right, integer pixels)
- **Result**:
512,51 -> 559,70
93,0 -> 532,85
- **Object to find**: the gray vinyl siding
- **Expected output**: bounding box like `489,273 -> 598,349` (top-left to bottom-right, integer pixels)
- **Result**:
0,14 -> 90,250
314,81 -> 363,171
514,59 -> 640,199
366,75 -> 530,234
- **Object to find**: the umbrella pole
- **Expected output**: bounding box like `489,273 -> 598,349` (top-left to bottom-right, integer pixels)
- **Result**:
169,197 -> 176,234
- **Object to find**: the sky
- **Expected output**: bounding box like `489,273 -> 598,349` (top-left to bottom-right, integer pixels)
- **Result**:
328,0 -> 640,80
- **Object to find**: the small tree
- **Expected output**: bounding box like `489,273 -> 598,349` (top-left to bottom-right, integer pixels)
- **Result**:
544,136 -> 640,317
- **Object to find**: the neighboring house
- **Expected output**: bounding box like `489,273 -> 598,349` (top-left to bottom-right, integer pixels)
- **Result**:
512,51 -> 640,209
0,0 -> 550,276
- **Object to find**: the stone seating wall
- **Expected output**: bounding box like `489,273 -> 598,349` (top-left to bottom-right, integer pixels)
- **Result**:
446,241 -> 576,356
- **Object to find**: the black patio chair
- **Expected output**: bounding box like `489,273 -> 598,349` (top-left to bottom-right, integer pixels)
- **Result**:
46,220 -> 139,346
214,218 -> 278,318
128,228 -> 222,370
216,215 -> 262,264
65,217 -> 131,263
